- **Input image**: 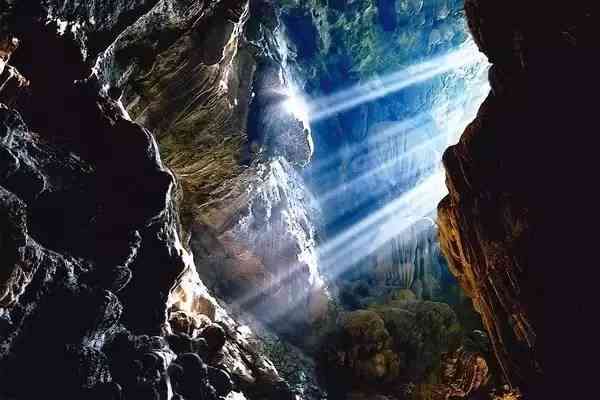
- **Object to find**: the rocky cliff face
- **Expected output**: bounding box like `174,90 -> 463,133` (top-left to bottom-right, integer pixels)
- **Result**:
438,1 -> 596,397
0,1 -> 315,398
92,0 -> 328,337
4,0 -> 585,397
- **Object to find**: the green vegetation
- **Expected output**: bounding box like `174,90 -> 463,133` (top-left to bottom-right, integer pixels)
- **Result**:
279,0 -> 467,80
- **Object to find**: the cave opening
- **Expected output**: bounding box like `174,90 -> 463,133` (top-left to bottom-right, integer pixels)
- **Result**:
235,0 -> 496,398
0,0 -> 567,398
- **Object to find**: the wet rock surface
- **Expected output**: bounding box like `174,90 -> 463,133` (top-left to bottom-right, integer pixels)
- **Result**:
0,71 -> 183,398
2,0 -> 589,398
194,158 -> 328,341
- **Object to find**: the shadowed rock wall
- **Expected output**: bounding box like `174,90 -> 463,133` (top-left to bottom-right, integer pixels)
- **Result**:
438,1 -> 596,397
0,1 -> 308,398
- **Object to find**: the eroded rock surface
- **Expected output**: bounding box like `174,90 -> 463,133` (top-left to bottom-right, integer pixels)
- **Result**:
319,298 -> 478,398
438,1 -> 596,396
0,1 -> 306,399
92,0 -> 327,337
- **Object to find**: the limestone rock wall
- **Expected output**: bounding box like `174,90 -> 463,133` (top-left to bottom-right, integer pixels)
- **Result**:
0,1 -> 309,398
89,0 -> 326,337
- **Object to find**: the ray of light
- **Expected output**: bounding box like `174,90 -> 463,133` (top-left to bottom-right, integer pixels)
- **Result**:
306,113 -> 432,181
228,172 -> 444,314
282,85 -> 311,130
226,43 -> 489,320
306,44 -> 481,122
318,172 -> 443,260
317,134 -> 445,205
306,94 -> 478,188
256,173 -> 445,324
227,252 -> 309,312
228,98 -> 485,313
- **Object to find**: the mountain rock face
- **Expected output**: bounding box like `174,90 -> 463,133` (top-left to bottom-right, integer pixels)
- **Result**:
438,1 -> 596,396
0,0 -> 316,398
93,0 -> 328,338
4,0 -> 588,397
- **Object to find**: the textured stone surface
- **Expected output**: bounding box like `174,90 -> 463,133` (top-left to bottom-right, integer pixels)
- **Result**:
7,0 -> 595,398
91,0 -> 327,338
0,2 -> 305,398
0,36 -> 26,105
439,346 -> 489,397
96,0 -> 253,239
319,299 -> 466,397
437,1 -> 596,396
324,309 -> 400,383
0,72 -> 183,397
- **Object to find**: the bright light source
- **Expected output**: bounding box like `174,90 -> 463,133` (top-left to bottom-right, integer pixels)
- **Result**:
283,89 -> 311,126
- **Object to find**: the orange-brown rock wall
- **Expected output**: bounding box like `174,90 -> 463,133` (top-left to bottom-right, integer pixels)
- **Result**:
438,1 -> 596,397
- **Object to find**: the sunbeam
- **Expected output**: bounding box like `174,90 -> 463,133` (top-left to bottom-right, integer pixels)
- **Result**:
255,172 -> 445,324
282,85 -> 311,129
310,99 -> 482,226
305,113 -> 432,181
228,171 -> 445,314
318,172 -> 444,261
317,134 -> 445,205
227,86 -> 490,316
224,35 -> 489,332
303,43 -> 482,122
